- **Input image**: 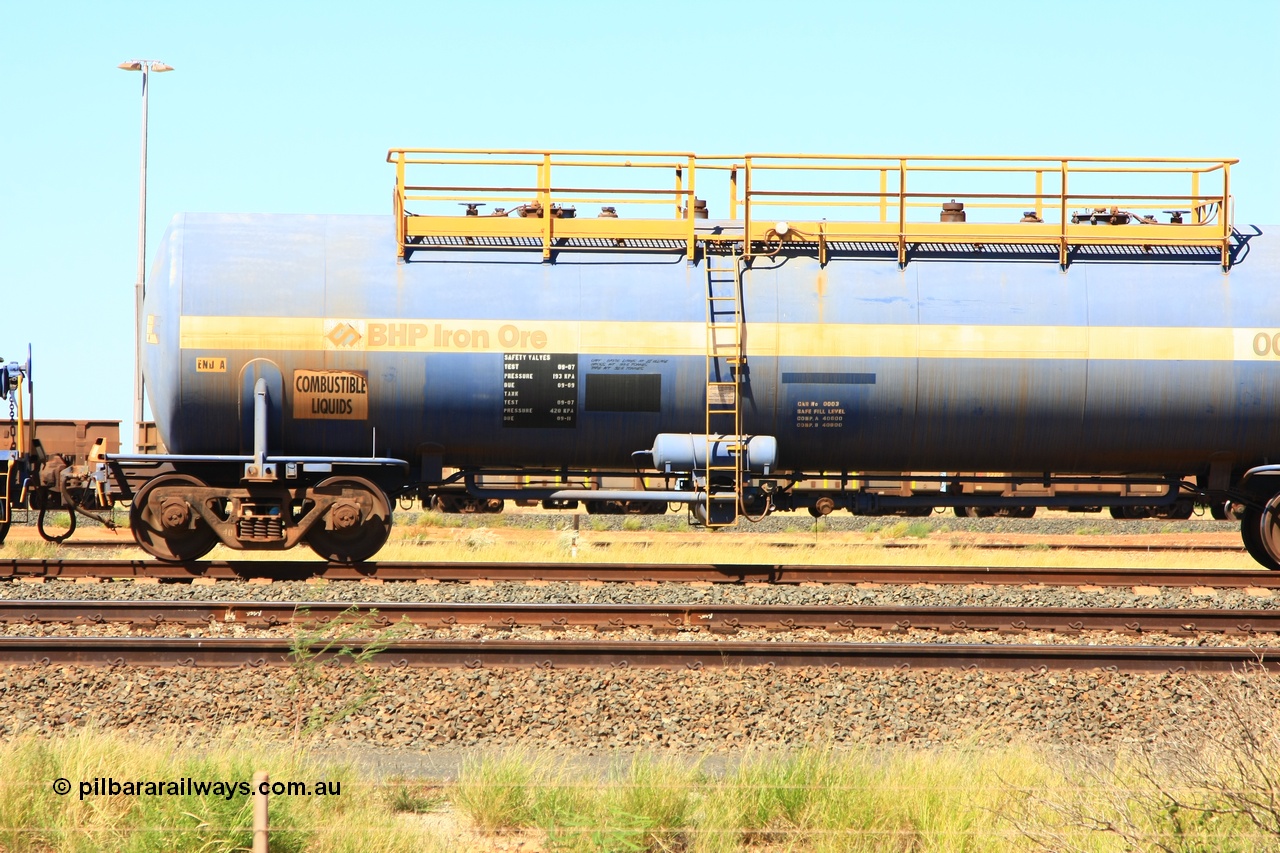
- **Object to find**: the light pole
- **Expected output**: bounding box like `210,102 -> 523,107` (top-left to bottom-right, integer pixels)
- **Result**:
118,59 -> 173,452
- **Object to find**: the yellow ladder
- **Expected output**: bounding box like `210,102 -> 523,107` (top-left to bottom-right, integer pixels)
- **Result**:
703,250 -> 744,526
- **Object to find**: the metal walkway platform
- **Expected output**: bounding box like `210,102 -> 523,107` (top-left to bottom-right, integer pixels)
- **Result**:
388,149 -> 1237,270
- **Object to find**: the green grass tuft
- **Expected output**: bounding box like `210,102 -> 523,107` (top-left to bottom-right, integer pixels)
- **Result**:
0,730 -> 439,852
4,540 -> 60,559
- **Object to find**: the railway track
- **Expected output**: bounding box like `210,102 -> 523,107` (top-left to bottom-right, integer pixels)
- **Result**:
0,635 -> 1272,672
4,598 -> 1279,672
5,599 -> 1280,636
0,558 -> 1275,588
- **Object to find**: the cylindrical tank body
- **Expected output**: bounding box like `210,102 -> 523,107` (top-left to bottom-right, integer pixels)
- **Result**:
144,214 -> 1280,477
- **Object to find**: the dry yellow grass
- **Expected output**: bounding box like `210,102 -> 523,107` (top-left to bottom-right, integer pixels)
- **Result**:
41,515 -> 1256,571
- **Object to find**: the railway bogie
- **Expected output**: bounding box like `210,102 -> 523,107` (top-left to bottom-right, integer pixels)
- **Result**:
119,462 -> 401,563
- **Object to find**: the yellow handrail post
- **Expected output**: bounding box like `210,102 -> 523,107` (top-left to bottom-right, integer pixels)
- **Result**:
1034,170 -> 1044,221
1222,162 -> 1232,270
743,157 -> 753,260
686,155 -> 697,261
1059,159 -> 1069,269
395,152 -> 407,258
879,169 -> 888,223
729,167 -> 738,220
1192,171 -> 1201,224
897,159 -> 907,268
674,165 -> 684,220
540,153 -> 552,261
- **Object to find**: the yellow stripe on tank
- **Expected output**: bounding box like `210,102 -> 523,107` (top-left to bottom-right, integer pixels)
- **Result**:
176,316 -> 1280,362
179,316 -> 324,351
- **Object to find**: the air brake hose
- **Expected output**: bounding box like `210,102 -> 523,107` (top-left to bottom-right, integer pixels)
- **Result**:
36,472 -> 120,543
36,492 -> 75,543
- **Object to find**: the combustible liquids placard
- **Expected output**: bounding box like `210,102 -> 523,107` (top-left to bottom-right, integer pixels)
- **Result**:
293,370 -> 369,420
504,353 -> 577,428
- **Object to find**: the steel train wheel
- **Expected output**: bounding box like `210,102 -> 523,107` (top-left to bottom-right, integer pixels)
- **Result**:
130,474 -> 220,562
305,476 -> 392,564
1161,500 -> 1195,520
1240,495 -> 1280,571
1210,500 -> 1239,521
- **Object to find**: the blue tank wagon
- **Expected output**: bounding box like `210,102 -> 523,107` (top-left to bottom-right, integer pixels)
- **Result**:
113,150 -> 1280,566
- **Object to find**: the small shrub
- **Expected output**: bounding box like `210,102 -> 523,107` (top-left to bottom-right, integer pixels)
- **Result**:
883,521 -> 911,538
287,607 -> 408,738
385,778 -> 446,814
453,752 -> 538,830
462,529 -> 498,550
621,517 -> 643,532
903,521 -> 932,538
1004,666 -> 1280,851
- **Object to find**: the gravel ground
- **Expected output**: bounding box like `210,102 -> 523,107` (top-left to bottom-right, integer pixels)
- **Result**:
1,577 -> 1276,611
0,663 -> 1256,750
3,515 -> 1262,753
2,579 -> 1273,751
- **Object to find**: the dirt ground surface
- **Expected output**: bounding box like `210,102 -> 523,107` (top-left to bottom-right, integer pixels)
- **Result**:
0,518 -> 1246,553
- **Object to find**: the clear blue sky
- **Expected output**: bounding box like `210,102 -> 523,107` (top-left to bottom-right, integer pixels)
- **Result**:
2,0 -> 1277,445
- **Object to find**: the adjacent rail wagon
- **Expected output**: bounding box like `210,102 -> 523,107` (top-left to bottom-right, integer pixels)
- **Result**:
0,355 -> 120,544
102,149 -> 1280,566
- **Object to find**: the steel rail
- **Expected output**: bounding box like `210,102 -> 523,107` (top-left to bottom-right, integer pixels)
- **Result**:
0,559 -> 1274,588
47,538 -> 1247,553
0,636 -> 1271,672
5,600 -> 1280,636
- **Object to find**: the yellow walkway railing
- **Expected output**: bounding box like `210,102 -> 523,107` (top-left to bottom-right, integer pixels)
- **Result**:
388,149 -> 1237,269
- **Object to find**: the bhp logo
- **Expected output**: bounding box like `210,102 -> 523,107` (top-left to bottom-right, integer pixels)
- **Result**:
326,322 -> 363,348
